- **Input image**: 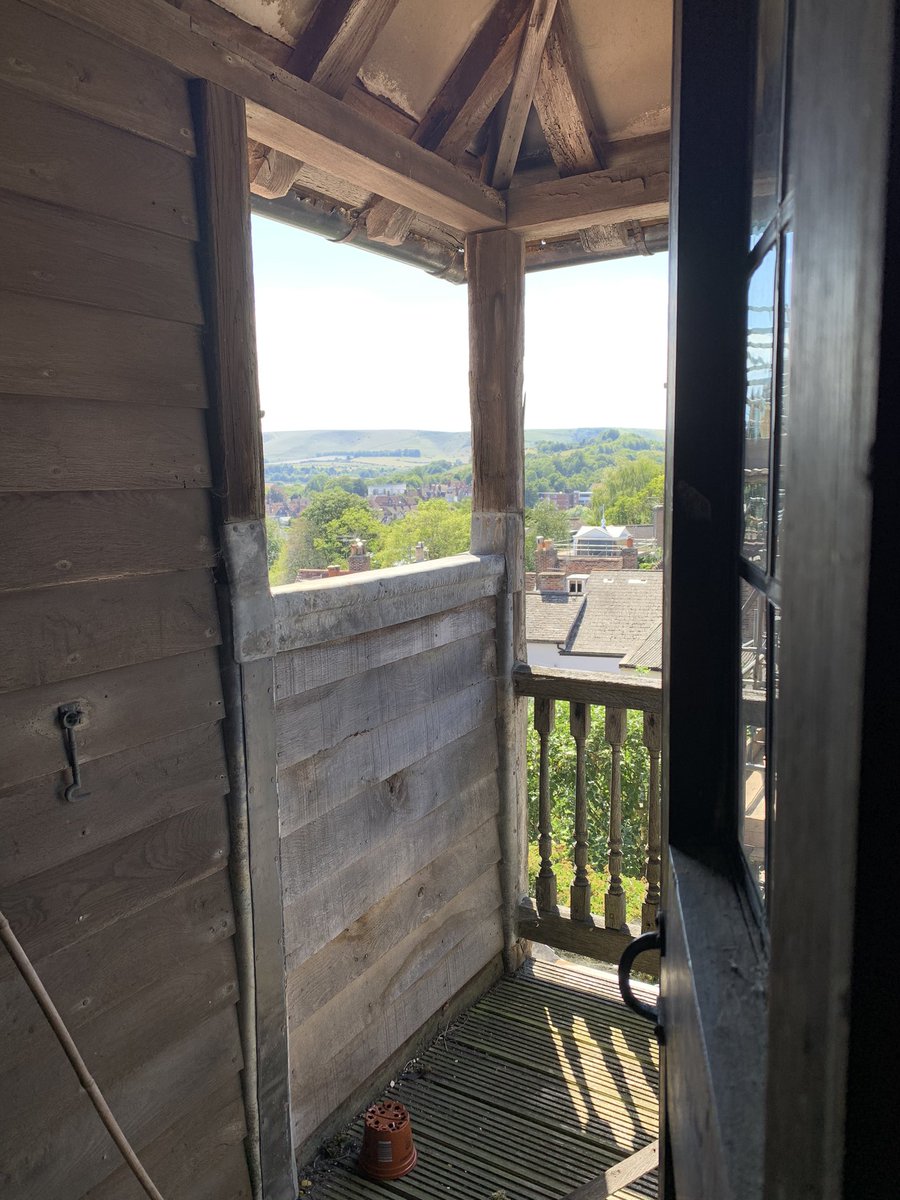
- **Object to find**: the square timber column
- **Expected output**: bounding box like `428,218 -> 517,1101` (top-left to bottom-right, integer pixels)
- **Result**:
466,229 -> 527,973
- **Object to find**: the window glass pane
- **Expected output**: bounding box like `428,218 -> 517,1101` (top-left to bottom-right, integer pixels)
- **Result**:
750,0 -> 787,244
742,249 -> 777,568
773,230 -> 793,573
740,581 -> 767,894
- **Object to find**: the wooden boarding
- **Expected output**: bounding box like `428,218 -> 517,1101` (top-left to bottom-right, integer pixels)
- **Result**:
286,821 -> 501,1027
283,769 -> 500,964
280,722 -> 498,895
0,647 -> 224,787
4,1005 -> 243,1200
310,959 -> 658,1200
81,1085 -> 249,1200
0,798 -> 229,964
291,915 -> 504,1146
564,1140 -> 660,1199
0,293 -> 207,406
0,192 -> 203,324
0,0 -> 195,154
0,83 -> 198,238
274,597 -> 495,697
0,722 -> 228,888
277,676 -> 496,821
0,569 -> 220,692
0,399 -> 212,493
271,553 -> 503,654
0,870 -> 236,1067
0,490 -> 215,589
276,629 -> 495,761
506,164 -> 670,238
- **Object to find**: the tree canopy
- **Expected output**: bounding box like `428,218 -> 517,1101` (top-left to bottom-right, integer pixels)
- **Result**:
373,499 -> 471,567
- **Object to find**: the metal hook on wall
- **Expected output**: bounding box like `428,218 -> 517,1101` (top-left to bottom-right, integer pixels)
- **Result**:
58,703 -> 90,802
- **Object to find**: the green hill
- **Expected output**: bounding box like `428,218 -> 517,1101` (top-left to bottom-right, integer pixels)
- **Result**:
262,427 -> 663,464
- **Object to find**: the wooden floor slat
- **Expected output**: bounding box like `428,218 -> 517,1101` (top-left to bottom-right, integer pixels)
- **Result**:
305,957 -> 659,1200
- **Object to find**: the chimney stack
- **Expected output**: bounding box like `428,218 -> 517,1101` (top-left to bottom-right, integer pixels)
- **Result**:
414,541 -> 427,562
535,536 -> 559,576
348,539 -> 372,573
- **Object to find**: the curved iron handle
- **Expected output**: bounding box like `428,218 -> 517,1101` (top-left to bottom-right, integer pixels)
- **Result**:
618,929 -> 661,1027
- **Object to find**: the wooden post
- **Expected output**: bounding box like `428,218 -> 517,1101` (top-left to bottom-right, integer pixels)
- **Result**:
534,696 -> 557,912
641,710 -> 662,933
193,81 -> 296,1200
604,706 -> 627,930
569,700 -> 591,921
467,229 -> 527,972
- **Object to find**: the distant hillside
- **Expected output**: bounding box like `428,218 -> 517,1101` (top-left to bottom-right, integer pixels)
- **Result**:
263,427 -> 663,464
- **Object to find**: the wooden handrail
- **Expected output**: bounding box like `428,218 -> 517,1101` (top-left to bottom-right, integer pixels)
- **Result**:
513,663 -> 662,712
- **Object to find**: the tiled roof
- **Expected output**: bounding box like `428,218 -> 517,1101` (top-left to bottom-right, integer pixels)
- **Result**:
525,590 -> 584,643
567,571 -> 663,657
620,621 -> 663,671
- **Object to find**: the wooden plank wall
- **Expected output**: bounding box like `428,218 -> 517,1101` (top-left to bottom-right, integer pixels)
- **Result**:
274,579 -> 505,1158
0,2 -> 251,1196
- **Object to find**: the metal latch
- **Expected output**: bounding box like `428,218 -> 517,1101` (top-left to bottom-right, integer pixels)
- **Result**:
58,703 -> 90,802
618,912 -> 665,1043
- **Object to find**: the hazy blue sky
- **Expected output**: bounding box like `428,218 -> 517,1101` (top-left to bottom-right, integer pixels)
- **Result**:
251,213 -> 669,434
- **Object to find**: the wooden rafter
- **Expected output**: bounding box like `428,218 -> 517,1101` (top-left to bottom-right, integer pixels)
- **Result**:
532,0 -> 603,175
26,0 -> 505,233
365,0 -> 531,244
286,0 -> 400,98
491,0 -> 558,189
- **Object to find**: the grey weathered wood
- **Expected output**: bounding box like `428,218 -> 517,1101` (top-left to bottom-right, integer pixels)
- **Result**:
0,192 -> 203,324
274,597 -> 494,697
0,799 -> 229,967
271,554 -> 503,654
221,519 -> 276,662
491,0 -> 558,189
0,489 -> 215,589
641,710 -> 662,933
192,81 -> 265,525
282,769 -> 500,963
82,1084 -> 249,1200
290,909 -> 503,1148
517,899 -> 660,977
468,228 -> 526,974
280,722 -> 498,901
27,0 -> 506,234
0,398 -> 211,492
604,706 -> 627,931
285,821 -> 501,1027
534,696 -> 557,912
532,0 -> 603,176
276,630 -> 495,763
3,1005 -> 243,1200
514,663 -> 662,711
0,723 -> 227,889
0,0 -> 195,153
506,163 -> 670,238
0,82 -> 198,237
285,0 -> 400,97
277,677 -> 497,833
0,293 -> 207,406
562,1139 -> 660,1200
0,647 -> 224,788
0,570 -> 219,693
569,700 -> 592,921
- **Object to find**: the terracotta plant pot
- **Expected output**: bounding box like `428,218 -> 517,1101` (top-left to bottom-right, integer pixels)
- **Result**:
357,1100 -> 417,1180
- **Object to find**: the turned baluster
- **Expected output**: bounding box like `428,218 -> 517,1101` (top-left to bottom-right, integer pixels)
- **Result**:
641,710 -> 662,933
604,707 -> 627,930
569,701 -> 591,921
534,697 -> 557,912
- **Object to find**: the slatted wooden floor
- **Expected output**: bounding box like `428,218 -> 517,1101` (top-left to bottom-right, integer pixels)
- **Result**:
303,956 -> 659,1200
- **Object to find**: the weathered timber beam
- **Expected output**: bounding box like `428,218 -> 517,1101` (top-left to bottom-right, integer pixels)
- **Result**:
532,0 -> 604,175
512,663 -> 662,711
562,1140 -> 660,1200
517,899 -> 661,976
492,0 -> 558,189
506,163 -> 670,238
366,0 -> 530,243
23,0 -> 506,234
286,0 -> 400,96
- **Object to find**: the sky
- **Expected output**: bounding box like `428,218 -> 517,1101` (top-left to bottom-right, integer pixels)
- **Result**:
251,213 -> 669,434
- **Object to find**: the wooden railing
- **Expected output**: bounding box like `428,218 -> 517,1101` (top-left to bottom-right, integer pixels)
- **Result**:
513,665 -> 662,974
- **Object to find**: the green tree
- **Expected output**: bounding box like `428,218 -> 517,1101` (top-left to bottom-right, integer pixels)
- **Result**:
374,499 -> 471,567
524,500 -> 572,570
304,487 -> 382,565
264,516 -> 284,571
